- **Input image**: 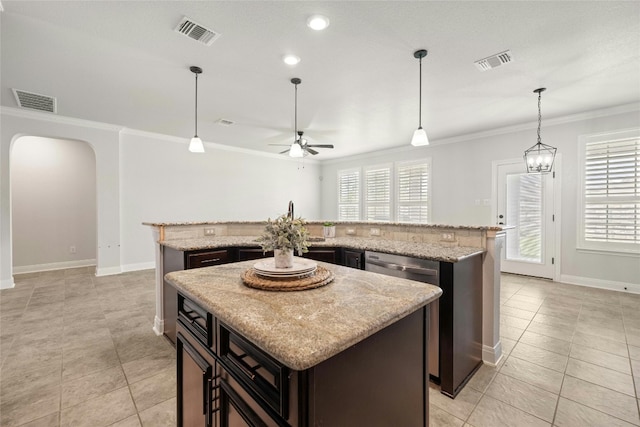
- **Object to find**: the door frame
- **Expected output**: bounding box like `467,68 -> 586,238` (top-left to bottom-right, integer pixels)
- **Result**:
491,155 -> 562,281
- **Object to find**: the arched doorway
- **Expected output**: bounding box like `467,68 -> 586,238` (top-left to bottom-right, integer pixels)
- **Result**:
10,136 -> 97,274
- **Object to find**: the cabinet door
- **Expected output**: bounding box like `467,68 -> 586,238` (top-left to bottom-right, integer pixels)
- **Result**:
177,332 -> 216,427
187,249 -> 232,269
342,250 -> 364,269
302,248 -> 339,264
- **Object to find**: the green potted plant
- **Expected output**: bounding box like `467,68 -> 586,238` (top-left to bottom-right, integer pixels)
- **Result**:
323,222 -> 336,238
257,214 -> 309,268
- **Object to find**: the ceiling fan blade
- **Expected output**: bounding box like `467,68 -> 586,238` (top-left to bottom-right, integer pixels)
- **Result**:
306,148 -> 319,155
306,144 -> 334,149
279,149 -> 290,154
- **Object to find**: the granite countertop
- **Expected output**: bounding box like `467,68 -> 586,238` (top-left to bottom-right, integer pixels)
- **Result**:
165,260 -> 442,370
144,220 -> 502,231
161,236 -> 485,263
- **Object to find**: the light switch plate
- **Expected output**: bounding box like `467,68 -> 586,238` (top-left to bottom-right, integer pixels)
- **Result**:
370,228 -> 381,236
204,228 -> 216,236
441,232 -> 455,242
346,228 -> 356,235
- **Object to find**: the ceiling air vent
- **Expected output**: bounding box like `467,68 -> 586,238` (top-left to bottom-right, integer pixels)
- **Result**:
175,16 -> 220,46
216,118 -> 234,126
474,50 -> 513,71
12,89 -> 57,113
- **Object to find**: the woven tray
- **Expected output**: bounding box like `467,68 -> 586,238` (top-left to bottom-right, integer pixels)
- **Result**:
241,266 -> 334,291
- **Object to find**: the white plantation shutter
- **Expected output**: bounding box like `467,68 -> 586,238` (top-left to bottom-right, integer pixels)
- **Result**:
338,169 -> 360,221
364,166 -> 391,221
581,134 -> 640,249
397,161 -> 430,223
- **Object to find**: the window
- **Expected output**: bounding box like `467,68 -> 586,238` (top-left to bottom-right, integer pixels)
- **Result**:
579,129 -> 640,253
337,159 -> 431,223
337,169 -> 360,221
397,161 -> 430,223
364,165 -> 392,221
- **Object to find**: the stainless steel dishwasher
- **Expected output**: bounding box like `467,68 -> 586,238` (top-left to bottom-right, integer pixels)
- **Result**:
365,251 -> 440,380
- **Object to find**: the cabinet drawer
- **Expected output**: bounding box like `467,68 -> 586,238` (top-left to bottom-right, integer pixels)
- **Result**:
178,294 -> 213,347
219,324 -> 289,419
237,248 -> 273,262
187,249 -> 231,269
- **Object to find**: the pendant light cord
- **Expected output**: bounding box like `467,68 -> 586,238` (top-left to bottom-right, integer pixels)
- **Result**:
194,72 -> 199,137
537,90 -> 542,145
294,82 -> 298,143
418,56 -> 422,128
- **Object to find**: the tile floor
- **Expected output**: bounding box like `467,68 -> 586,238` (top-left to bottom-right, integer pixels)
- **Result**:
430,273 -> 640,427
1,268 -> 639,426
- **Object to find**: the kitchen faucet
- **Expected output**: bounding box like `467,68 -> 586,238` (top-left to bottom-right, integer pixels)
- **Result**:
288,200 -> 294,219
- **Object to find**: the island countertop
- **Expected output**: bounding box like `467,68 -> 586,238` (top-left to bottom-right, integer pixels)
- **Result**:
165,260 -> 442,371
160,236 -> 485,263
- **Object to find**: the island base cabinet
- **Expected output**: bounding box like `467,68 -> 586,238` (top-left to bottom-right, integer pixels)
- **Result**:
177,332 -> 217,427
177,294 -> 431,427
307,307 -> 428,426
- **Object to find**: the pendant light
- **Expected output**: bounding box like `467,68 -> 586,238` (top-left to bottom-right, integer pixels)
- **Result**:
524,88 -> 556,173
188,66 -> 205,153
289,78 -> 304,158
411,49 -> 429,147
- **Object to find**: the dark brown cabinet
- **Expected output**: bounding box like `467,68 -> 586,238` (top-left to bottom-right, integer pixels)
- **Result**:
177,331 -> 216,427
237,248 -> 273,262
301,247 -> 339,264
177,294 -> 430,427
342,249 -> 364,269
163,247 -> 233,345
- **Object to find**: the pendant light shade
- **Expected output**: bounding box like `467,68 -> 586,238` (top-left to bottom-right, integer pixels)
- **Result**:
411,49 -> 429,147
188,66 -> 205,153
524,88 -> 556,173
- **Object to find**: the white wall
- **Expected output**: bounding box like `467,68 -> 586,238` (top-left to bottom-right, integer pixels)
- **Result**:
1,109 -> 122,287
320,107 -> 640,288
11,136 -> 96,270
119,130 -> 322,271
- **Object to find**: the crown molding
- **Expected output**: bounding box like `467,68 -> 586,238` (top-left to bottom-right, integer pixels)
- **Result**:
322,102 -> 640,166
434,102 -> 640,147
1,106 -> 123,132
120,128 -> 320,163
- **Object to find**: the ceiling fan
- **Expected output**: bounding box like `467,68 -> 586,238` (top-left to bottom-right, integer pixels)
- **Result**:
269,78 -> 334,157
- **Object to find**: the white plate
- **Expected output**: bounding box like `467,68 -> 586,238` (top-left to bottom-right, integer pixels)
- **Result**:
253,268 -> 317,279
253,257 -> 317,275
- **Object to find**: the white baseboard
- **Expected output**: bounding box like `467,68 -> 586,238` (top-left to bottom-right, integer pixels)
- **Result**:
559,274 -> 640,295
121,261 -> 156,273
0,278 -> 15,290
153,316 -> 164,336
12,259 -> 96,275
482,341 -> 503,366
95,266 -> 122,277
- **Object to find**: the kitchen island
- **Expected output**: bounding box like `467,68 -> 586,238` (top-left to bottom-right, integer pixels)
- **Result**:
165,260 -> 442,426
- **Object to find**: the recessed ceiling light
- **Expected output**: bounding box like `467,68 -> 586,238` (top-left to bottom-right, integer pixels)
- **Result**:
283,54 -> 301,65
307,15 -> 330,31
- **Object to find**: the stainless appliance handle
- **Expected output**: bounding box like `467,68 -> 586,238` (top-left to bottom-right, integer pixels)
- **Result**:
366,258 -> 437,276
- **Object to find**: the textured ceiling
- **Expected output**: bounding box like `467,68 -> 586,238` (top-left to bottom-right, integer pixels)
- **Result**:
2,1 -> 639,159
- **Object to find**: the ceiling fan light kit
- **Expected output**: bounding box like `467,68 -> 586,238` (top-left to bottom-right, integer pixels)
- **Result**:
411,49 -> 430,147
188,66 -> 205,153
524,88 -> 556,173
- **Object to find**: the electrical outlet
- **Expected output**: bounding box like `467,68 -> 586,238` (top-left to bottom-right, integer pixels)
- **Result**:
69,246 -> 76,254
370,228 -> 380,236
204,228 -> 216,236
483,199 -> 491,206
441,233 -> 455,242
346,228 -> 356,235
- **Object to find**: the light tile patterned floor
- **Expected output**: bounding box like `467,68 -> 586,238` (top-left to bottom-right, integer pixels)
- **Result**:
430,273 -> 640,427
0,268 -> 175,427
1,269 -> 639,426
